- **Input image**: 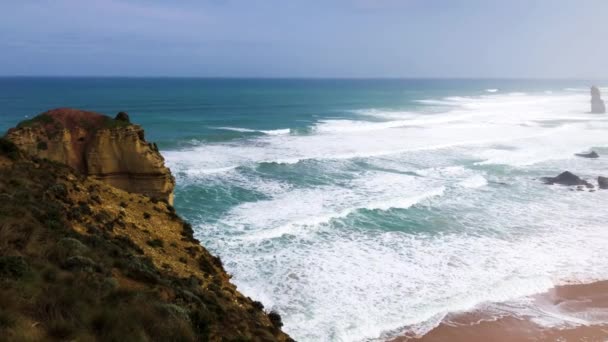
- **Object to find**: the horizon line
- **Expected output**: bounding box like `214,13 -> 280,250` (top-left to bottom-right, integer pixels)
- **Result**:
0,75 -> 605,81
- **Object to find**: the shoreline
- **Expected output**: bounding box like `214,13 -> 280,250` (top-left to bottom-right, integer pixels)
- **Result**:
392,281 -> 608,341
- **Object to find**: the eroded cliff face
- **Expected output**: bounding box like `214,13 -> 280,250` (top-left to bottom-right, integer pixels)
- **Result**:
5,108 -> 175,204
0,138 -> 291,341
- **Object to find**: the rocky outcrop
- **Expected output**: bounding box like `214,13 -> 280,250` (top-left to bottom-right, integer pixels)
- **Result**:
0,138 -> 291,341
575,151 -> 599,158
591,86 -> 606,114
5,108 -> 175,204
541,171 -> 594,188
599,176 -> 608,189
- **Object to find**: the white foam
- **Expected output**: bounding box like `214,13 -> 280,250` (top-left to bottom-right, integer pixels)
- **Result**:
212,126 -> 291,136
486,88 -> 499,93
458,174 -> 488,188
169,89 -> 608,341
214,171 -> 446,242
203,183 -> 608,341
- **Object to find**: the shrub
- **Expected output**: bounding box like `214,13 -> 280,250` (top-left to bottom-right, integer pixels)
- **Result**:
189,308 -> 212,340
252,301 -> 264,311
0,256 -> 29,279
268,310 -> 283,329
47,183 -> 68,201
0,310 -> 15,329
47,319 -> 77,340
112,235 -> 143,254
94,210 -> 112,223
90,194 -> 102,204
0,138 -> 19,160
198,254 -> 223,275
115,256 -> 160,284
147,239 -> 164,248
182,222 -> 199,243
50,238 -> 89,263
114,112 -> 130,123
37,141 -> 48,150
62,256 -> 99,273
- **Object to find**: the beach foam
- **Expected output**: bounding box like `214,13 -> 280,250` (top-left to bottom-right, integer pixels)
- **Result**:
165,89 -> 608,341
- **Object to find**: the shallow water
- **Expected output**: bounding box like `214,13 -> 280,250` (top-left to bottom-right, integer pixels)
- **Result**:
1,78 -> 608,341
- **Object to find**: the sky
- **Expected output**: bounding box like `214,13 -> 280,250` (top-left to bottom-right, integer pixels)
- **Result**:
1,0 -> 607,78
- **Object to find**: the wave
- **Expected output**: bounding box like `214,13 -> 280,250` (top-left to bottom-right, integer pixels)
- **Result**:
486,88 -> 499,93
172,89 -> 608,341
458,174 -> 488,189
212,185 -> 608,341
211,126 -> 291,136
240,186 -> 446,241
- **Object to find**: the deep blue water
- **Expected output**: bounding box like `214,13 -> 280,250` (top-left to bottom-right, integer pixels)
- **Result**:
2,77 -> 608,341
0,77 -> 595,145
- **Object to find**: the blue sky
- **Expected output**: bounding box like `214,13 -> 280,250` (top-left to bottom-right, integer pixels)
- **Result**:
1,0 -> 607,78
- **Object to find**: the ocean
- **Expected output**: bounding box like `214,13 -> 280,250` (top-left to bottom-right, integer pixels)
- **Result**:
1,78 -> 608,341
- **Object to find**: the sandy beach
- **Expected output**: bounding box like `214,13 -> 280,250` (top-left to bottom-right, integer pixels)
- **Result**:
395,281 -> 608,342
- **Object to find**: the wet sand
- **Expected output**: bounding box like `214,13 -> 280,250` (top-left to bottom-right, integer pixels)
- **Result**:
394,281 -> 608,342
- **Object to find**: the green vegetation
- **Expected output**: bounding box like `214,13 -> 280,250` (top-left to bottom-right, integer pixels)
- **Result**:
36,141 -> 48,151
101,116 -> 132,129
0,152 -> 291,341
147,238 -> 164,248
268,311 -> 284,329
15,113 -> 54,129
0,138 -> 19,160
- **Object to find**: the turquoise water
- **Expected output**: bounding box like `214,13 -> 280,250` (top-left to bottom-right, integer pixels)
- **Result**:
2,78 -> 608,341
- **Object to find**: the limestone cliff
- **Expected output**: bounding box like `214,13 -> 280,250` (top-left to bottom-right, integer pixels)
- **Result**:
0,137 -> 291,341
5,108 -> 175,204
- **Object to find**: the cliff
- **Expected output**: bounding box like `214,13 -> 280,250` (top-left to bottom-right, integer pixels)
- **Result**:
5,108 -> 175,204
0,137 -> 291,339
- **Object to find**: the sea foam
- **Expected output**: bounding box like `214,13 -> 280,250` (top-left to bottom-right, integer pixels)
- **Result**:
165,89 -> 608,341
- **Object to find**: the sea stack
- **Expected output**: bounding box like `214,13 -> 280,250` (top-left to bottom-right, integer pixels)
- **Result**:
591,86 -> 606,114
599,176 -> 608,190
5,108 -> 175,204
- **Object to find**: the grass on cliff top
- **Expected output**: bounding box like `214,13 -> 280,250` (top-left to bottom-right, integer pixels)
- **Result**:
0,147 -> 290,341
15,112 -> 132,133
16,113 -> 55,129
101,117 -> 132,129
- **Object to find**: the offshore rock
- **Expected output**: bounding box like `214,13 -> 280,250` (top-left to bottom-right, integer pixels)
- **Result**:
541,171 -> 593,188
598,176 -> 608,190
575,151 -> 599,159
591,86 -> 606,114
5,108 -> 175,204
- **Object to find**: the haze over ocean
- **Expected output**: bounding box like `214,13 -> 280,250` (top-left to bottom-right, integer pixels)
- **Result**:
2,77 -> 608,340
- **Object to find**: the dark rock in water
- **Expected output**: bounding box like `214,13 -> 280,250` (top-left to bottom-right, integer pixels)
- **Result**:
599,176 -> 608,189
591,86 -> 606,114
575,151 -> 599,158
115,111 -> 131,123
541,171 -> 593,188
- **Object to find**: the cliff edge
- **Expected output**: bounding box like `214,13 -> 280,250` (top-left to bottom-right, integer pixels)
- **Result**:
5,108 -> 175,204
0,120 -> 291,340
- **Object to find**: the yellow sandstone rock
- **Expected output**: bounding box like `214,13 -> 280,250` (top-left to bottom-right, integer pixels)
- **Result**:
6,108 -> 175,204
